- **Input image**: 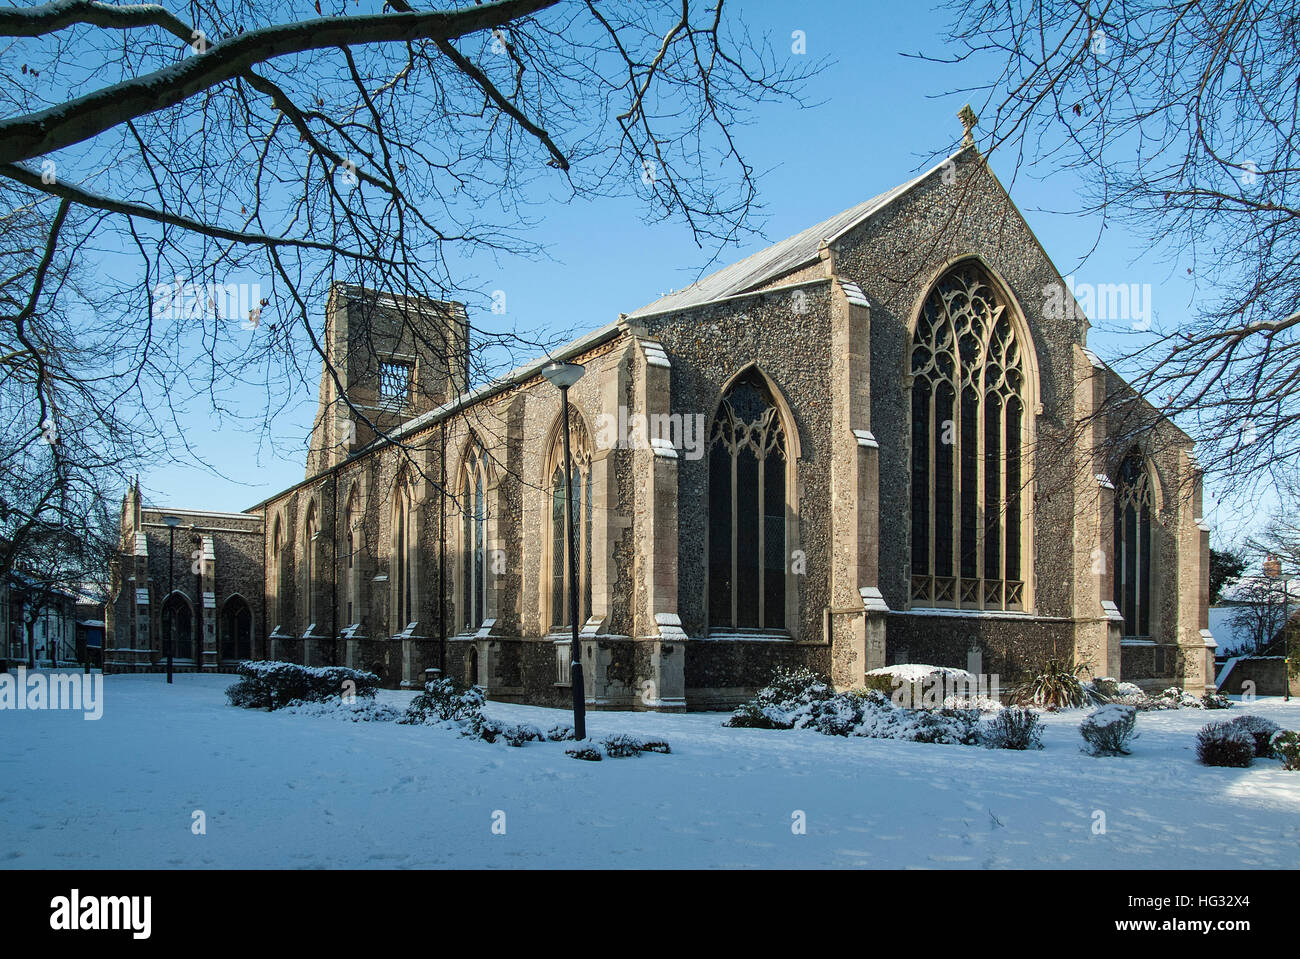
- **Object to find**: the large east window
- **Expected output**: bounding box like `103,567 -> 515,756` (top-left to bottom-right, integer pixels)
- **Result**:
909,261 -> 1028,611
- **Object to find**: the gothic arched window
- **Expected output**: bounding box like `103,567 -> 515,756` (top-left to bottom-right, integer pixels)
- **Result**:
392,470 -> 417,630
271,515 -> 287,628
909,261 -> 1028,611
304,502 -> 318,626
1114,448 -> 1154,637
708,368 -> 788,631
162,593 -> 193,660
461,442 -> 489,631
221,596 -> 252,661
548,414 -> 592,631
343,487 -> 360,626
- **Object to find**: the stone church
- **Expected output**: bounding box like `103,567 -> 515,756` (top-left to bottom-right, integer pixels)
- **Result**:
107,145 -> 1217,709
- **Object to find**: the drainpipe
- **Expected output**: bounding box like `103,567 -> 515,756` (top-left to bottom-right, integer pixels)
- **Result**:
331,470 -> 338,667
260,509 -> 267,659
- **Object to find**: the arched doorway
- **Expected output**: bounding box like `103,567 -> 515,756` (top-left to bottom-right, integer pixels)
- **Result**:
221,596 -> 253,661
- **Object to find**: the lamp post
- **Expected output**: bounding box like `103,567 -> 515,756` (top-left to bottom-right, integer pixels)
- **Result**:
163,516 -> 181,684
1264,554 -> 1292,702
541,360 -> 586,740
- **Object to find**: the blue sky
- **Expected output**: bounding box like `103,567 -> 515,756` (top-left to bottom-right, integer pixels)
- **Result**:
135,1 -> 1257,547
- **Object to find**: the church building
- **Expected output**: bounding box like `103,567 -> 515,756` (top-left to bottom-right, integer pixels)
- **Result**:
107,144 -> 1217,709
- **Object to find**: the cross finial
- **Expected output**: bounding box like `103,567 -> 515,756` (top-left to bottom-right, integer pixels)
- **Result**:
958,103 -> 978,147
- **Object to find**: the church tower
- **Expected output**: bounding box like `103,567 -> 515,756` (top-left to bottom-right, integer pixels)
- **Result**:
306,284 -> 469,474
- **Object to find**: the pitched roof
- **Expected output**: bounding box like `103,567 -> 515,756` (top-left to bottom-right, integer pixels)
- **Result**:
626,152 -> 959,319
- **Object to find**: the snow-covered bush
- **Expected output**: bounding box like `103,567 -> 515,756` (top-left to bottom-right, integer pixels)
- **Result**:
864,664 -> 986,709
641,740 -> 671,754
1201,691 -> 1232,709
806,694 -> 866,737
1229,715 -> 1281,758
725,700 -> 795,729
279,698 -> 403,723
565,743 -> 602,761
1272,730 -> 1300,771
723,666 -> 832,729
982,706 -> 1045,750
1144,686 -> 1205,711
399,675 -> 485,725
602,734 -> 644,757
1017,659 -> 1096,710
1196,721 -> 1254,767
225,661 -> 380,710
1080,704 -> 1139,756
546,724 -> 575,742
900,708 -> 983,745
503,723 -> 545,747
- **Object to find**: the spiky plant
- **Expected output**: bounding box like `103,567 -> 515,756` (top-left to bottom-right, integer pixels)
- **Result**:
1017,659 -> 1095,710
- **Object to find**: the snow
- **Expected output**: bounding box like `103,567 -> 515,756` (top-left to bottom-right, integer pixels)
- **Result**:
865,664 -> 976,683
1084,704 -> 1137,729
2,673 -> 1298,869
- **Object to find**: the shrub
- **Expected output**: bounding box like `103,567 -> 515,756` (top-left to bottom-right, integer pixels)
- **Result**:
902,708 -> 983,745
565,744 -> 602,761
724,701 -> 794,729
1196,721 -> 1255,767
461,716 -> 504,743
546,724 -> 575,742
724,665 -> 832,729
641,740 -> 671,754
982,706 -> 1045,750
400,675 -> 485,725
1017,659 -> 1095,710
602,734 -> 644,757
806,694 -> 866,737
1080,704 -> 1139,756
279,698 -> 403,723
1229,715 -> 1281,758
503,723 -> 545,747
1201,691 -> 1232,710
1144,686 -> 1205,711
225,661 -> 380,710
1088,676 -> 1121,700
1272,730 -> 1300,771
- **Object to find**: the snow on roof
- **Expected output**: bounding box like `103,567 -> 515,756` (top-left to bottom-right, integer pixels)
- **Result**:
1216,574 -> 1300,604
626,152 -> 960,319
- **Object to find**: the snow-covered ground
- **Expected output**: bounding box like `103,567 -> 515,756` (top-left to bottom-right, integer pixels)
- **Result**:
2,673 -> 1298,869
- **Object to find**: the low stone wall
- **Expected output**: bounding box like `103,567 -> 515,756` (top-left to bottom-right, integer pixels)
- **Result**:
684,638 -> 820,710
883,613 -> 1074,683
1119,642 -> 1185,692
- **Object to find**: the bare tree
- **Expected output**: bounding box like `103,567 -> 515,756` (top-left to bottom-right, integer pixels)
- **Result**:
928,0 -> 1300,489
0,0 -> 817,535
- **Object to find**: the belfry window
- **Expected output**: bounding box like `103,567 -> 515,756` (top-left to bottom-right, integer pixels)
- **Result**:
379,360 -> 412,405
1113,448 -> 1154,637
708,368 -> 788,631
909,261 -> 1027,611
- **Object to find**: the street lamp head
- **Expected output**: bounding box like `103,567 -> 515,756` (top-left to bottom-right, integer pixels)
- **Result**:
163,516 -> 182,528
541,360 -> 585,390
